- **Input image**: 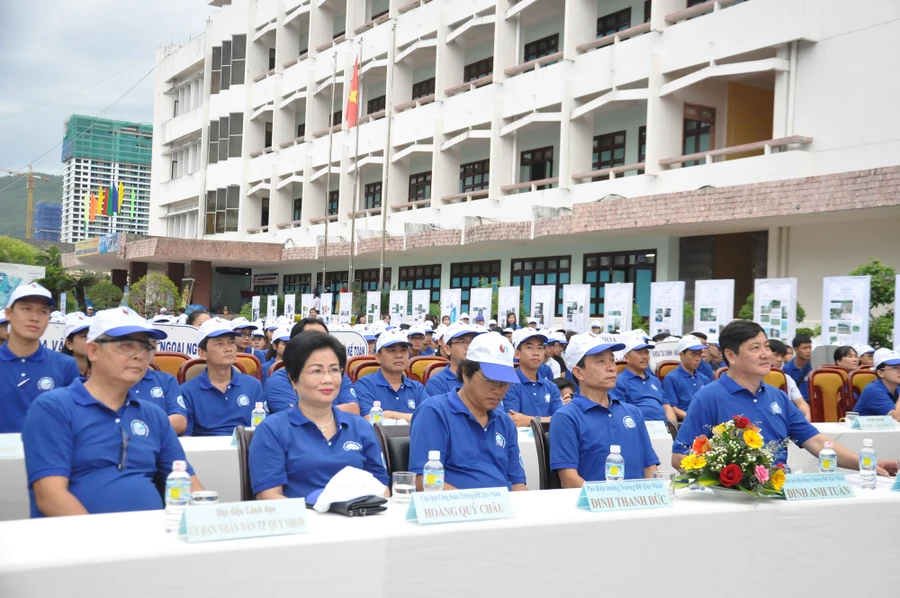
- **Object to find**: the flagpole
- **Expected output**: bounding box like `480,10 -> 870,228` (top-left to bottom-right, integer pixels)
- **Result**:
322,54 -> 338,296
348,39 -> 364,286
378,23 -> 396,291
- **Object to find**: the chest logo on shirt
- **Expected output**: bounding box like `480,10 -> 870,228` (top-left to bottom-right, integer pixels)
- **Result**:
495,433 -> 506,448
407,398 -> 416,410
350,388 -> 357,398
37,377 -> 54,391
770,402 -> 783,415
623,416 -> 637,429
343,441 -> 362,451
651,384 -> 658,391
150,386 -> 164,399
544,393 -> 551,403
177,395 -> 186,409
130,419 -> 149,437
237,395 -> 250,407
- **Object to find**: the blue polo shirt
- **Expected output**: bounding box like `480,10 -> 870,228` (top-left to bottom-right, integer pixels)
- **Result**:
244,346 -> 267,363
550,394 -> 659,480
502,368 -> 563,417
0,343 -> 80,433
674,374 -> 819,463
855,378 -> 899,417
260,358 -> 277,384
249,406 -> 388,498
181,369 -> 265,436
132,369 -> 187,421
423,365 -> 461,397
354,369 -> 429,417
662,365 -> 710,412
419,346 -> 436,356
613,369 -> 670,422
538,363 -> 554,381
264,370 -> 357,413
22,379 -> 194,518
409,392 -> 526,490
697,360 -> 715,381
782,359 -> 811,401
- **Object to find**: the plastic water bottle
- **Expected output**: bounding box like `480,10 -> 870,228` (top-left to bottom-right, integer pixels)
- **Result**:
859,439 -> 877,489
423,450 -> 445,492
164,460 -> 192,532
606,445 -> 625,482
370,401 -> 384,424
818,441 -> 837,473
251,402 -> 266,428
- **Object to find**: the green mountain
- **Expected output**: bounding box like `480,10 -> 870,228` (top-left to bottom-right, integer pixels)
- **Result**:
0,172 -> 64,238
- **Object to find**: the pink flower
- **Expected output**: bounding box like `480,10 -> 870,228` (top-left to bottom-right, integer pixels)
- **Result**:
754,465 -> 770,484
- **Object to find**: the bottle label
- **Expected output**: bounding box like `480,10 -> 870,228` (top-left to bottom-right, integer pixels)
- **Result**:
424,472 -> 443,486
252,414 -> 265,427
372,413 -> 382,422
820,459 -> 833,470
606,464 -> 621,478
862,457 -> 872,467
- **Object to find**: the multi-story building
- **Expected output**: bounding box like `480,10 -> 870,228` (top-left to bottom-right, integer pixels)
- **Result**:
60,115 -> 153,243
33,202 -> 62,241
134,0 -> 900,322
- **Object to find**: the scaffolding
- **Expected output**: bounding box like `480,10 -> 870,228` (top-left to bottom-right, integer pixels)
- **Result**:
61,115 -> 153,165
33,202 -> 62,241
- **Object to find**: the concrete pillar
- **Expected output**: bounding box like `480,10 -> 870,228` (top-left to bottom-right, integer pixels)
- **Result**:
189,260 -> 213,309
111,269 -> 128,292
165,262 -> 186,291
129,261 -> 148,286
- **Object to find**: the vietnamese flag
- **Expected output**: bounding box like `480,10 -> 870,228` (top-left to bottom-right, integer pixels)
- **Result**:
345,56 -> 359,129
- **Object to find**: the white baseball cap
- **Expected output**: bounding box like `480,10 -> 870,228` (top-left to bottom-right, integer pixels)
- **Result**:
466,332 -> 519,384
376,328 -> 409,352
251,328 -> 266,337
707,333 -> 720,347
87,307 -> 168,342
406,325 -> 426,337
512,328 -> 548,349
63,312 -> 91,339
265,319 -> 279,331
5,282 -> 54,309
442,323 -> 482,344
423,321 -> 434,330
459,312 -> 470,321
151,314 -> 172,324
590,320 -> 602,329
678,335 -> 706,354
159,307 -> 168,314
550,331 -> 568,345
873,348 -> 900,369
50,311 -> 66,323
502,327 -> 514,334
230,317 -> 257,331
272,325 -> 292,342
853,343 -> 875,356
196,317 -> 236,344
488,319 -> 497,326
623,337 -> 654,355
564,332 -> 625,370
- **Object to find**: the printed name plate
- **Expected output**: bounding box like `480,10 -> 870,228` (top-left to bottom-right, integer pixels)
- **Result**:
783,473 -> 854,501
405,487 -> 514,525
0,434 -> 24,459
645,421 -> 671,439
576,479 -> 673,513
852,416 -> 898,431
178,498 -> 309,543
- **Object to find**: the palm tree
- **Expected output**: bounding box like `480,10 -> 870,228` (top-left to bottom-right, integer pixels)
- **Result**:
57,270 -> 102,311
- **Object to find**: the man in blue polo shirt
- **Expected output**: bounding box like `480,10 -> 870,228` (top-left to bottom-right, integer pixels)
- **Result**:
22,307 -> 202,517
614,338 -> 676,424
132,364 -> 189,435
551,332 -> 659,486
854,349 -> 900,419
355,329 -> 428,423
782,334 -> 812,402
264,317 -> 359,414
181,318 -> 265,436
662,335 -> 711,420
687,331 -> 715,380
423,323 -> 483,396
406,325 -> 431,357
504,328 -> 563,426
409,332 -> 527,491
232,317 -> 267,362
673,321 -> 898,475
0,283 -> 80,433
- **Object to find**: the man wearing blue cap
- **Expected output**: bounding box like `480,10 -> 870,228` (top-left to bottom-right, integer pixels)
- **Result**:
1,283 -> 80,433
503,328 -> 563,426
22,307 -> 202,517
409,332 -> 527,491
662,335 -> 711,420
423,323 -> 483,397
354,329 -> 428,423
854,349 -> 900,419
551,332 -> 660,486
614,338 -> 676,424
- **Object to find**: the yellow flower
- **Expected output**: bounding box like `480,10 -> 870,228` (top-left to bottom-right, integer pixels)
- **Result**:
771,468 -> 786,492
743,428 -> 763,449
712,424 -> 726,436
681,454 -> 707,471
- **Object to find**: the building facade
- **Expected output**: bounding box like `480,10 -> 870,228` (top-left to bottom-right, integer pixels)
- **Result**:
60,115 -> 153,243
33,202 -> 62,241
135,0 -> 900,322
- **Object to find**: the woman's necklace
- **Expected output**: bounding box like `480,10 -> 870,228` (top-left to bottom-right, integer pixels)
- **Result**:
315,414 -> 335,431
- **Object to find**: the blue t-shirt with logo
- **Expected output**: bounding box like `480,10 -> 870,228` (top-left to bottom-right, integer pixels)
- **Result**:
0,343 -> 81,433
423,366 -> 461,397
502,368 -> 563,417
353,369 -> 428,417
613,369 -> 670,422
782,358 -> 811,401
132,369 -> 187,421
264,370 -> 357,413
180,370 -> 264,436
662,365 -> 710,412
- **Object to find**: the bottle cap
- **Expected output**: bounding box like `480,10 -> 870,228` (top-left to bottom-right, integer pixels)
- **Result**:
610,445 -> 621,454
824,441 -> 833,449
173,460 -> 187,472
428,450 -> 440,460
863,439 -> 873,447
255,402 -> 263,409
373,401 -> 381,407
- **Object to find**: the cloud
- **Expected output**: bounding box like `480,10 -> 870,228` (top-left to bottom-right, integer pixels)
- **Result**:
0,0 -> 213,174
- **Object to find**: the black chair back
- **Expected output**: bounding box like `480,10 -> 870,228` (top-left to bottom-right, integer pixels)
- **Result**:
529,418 -> 559,490
234,426 -> 256,501
374,423 -> 411,479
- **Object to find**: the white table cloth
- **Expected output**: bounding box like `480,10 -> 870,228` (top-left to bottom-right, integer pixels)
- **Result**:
2,477 -> 899,597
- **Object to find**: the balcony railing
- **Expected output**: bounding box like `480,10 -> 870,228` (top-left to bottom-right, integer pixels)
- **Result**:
360,110 -> 386,124
252,68 -> 277,83
249,147 -> 275,158
659,135 -> 812,168
311,124 -> 342,138
504,51 -> 563,78
440,189 -> 489,203
354,12 -> 390,35
399,0 -> 433,14
665,0 -> 746,25
576,22 -> 650,54
500,178 -> 559,193
275,218 -> 304,230
315,34 -> 346,53
392,198 -> 432,211
247,225 -> 270,234
445,74 -> 493,97
347,207 -> 382,218
309,215 -> 339,224
572,163 -> 645,181
279,135 -> 307,149
394,94 -> 435,113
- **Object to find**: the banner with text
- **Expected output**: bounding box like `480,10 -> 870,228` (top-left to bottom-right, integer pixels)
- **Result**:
754,278 -> 798,343
321,293 -> 333,326
366,291 -> 381,324
649,281 -> 685,337
389,290 -> 408,326
300,294 -> 313,318
821,276 -> 871,346
530,285 -> 556,330
411,290 -> 430,324
441,288 -> 462,324
469,288 -> 493,324
604,283 -> 633,333
284,294 -> 296,322
498,286 -> 521,328
694,279 -> 734,336
267,295 -> 278,321
563,284 -> 590,333
338,292 -> 353,326
0,262 -> 46,309
251,296 -> 260,321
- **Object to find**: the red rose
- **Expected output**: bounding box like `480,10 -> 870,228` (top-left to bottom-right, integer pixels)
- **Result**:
733,416 -> 750,429
719,464 -> 743,487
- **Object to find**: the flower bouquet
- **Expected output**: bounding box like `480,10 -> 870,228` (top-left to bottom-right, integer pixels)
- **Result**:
674,416 -> 788,498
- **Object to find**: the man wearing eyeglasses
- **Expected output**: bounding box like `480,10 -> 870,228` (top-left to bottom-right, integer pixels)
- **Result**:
423,324 -> 483,397
1,283 -> 80,433
180,318 -> 265,436
231,317 -> 267,362
355,329 -> 428,423
21,308 -> 202,517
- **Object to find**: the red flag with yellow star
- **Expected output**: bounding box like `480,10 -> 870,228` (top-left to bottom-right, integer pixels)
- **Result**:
345,56 -> 359,129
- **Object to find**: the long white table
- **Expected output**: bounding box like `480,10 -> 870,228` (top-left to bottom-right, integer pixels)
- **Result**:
2,476 -> 899,597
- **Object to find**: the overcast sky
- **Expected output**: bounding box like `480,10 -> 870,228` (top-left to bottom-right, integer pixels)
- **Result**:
0,0 -> 214,176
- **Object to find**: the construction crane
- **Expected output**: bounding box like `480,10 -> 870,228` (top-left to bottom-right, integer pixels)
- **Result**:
0,165 -> 50,238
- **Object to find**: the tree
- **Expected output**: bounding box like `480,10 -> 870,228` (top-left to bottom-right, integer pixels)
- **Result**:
86,280 -> 124,310
0,236 -> 37,265
737,293 -> 806,323
850,259 -> 895,348
34,246 -> 70,299
632,303 -> 648,332
128,273 -> 179,317
57,270 -> 102,312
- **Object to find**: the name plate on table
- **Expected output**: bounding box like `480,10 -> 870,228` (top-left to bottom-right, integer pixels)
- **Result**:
645,421 -> 671,439
852,416 -> 898,431
576,479 -> 673,513
0,433 -> 24,459
178,499 -> 309,543
783,473 -> 854,501
405,487 -> 514,525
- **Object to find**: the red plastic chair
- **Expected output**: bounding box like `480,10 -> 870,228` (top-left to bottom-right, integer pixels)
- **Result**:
809,369 -> 848,422
177,359 -> 247,385
655,360 -> 680,381
235,353 -> 263,381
